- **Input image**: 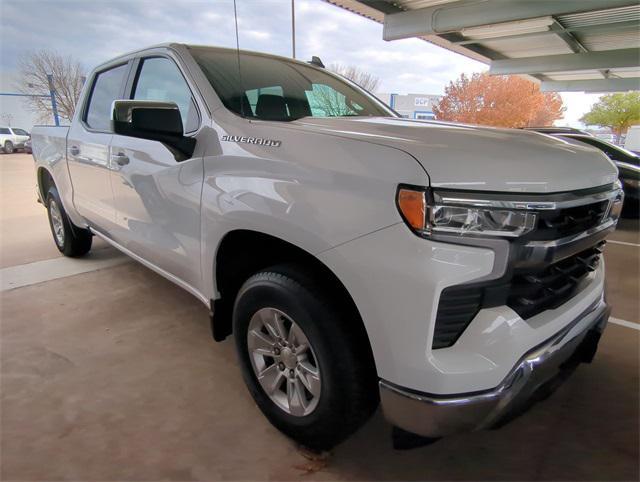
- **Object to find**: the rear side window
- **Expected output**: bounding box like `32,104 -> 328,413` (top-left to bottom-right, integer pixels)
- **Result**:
245,86 -> 284,116
85,64 -> 128,131
0,128 -> 10,134
13,128 -> 28,135
132,57 -> 199,133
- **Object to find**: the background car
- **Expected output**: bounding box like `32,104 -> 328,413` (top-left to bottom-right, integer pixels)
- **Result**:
522,126 -> 592,136
0,126 -> 30,154
537,131 -> 639,217
624,125 -> 640,155
23,138 -> 32,154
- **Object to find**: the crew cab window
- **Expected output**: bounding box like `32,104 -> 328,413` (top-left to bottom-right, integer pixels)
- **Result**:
132,57 -> 199,133
190,47 -> 393,121
85,64 -> 128,131
0,128 -> 10,134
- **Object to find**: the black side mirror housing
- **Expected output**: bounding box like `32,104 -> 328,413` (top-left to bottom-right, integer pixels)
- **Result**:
111,100 -> 196,159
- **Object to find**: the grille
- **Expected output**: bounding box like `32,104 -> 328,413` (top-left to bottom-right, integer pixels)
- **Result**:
432,243 -> 604,349
533,201 -> 608,240
507,243 -> 604,320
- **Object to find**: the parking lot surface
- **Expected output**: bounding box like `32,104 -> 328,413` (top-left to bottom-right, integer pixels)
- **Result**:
1,153 -> 638,481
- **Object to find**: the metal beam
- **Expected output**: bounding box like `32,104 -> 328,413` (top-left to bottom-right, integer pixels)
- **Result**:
489,48 -> 640,75
541,78 -> 640,92
549,20 -> 587,54
383,0 -> 638,40
452,19 -> 640,46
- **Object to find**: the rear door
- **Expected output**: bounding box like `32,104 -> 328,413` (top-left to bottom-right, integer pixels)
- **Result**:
67,62 -> 131,233
109,54 -> 204,290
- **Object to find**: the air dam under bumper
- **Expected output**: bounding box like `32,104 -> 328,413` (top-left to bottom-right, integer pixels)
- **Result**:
379,296 -> 610,438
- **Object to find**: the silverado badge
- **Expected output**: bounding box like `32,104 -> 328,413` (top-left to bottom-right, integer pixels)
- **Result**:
221,135 -> 282,147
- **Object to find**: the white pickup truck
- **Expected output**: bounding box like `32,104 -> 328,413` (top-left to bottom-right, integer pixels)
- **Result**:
32,43 -> 623,450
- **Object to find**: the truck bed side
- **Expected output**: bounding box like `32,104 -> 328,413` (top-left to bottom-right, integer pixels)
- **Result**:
31,126 -> 86,228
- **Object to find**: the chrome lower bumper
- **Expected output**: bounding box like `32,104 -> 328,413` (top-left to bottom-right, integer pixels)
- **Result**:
379,296 -> 610,438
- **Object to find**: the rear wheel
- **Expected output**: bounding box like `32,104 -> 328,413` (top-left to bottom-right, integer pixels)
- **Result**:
233,265 -> 378,450
4,141 -> 13,154
46,186 -> 92,257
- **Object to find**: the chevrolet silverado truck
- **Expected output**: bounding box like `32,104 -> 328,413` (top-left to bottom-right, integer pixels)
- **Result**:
32,44 -> 623,450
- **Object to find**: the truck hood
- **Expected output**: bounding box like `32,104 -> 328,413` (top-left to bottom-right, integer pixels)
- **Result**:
294,117 -> 618,193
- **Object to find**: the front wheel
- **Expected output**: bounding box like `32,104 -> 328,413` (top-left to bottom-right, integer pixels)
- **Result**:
233,266 -> 378,450
4,141 -> 13,154
46,186 -> 92,257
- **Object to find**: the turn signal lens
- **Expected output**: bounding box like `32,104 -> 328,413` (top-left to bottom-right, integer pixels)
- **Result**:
397,188 -> 426,231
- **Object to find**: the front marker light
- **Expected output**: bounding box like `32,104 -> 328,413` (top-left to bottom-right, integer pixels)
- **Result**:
397,188 -> 427,231
608,192 -> 624,221
397,186 -> 537,237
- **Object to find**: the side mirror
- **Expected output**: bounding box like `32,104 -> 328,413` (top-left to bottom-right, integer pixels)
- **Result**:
111,100 -> 196,159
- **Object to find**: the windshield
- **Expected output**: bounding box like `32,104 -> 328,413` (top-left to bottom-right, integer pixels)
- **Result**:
190,47 -> 394,121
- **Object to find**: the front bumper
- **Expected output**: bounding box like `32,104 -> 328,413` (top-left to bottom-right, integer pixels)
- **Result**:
380,295 -> 610,438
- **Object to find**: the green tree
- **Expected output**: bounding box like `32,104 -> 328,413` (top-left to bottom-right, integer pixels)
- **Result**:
580,92 -> 640,143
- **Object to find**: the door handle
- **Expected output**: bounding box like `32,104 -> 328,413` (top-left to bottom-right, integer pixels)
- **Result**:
69,145 -> 80,156
110,152 -> 130,166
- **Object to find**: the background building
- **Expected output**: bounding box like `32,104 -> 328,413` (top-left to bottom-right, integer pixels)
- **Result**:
377,93 -> 442,119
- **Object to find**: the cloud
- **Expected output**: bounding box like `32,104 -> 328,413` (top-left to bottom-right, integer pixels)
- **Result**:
245,30 -> 272,40
0,0 -> 594,125
1,0 -> 482,95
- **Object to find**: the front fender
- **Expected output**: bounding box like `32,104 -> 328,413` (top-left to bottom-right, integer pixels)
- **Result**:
199,130 -> 429,299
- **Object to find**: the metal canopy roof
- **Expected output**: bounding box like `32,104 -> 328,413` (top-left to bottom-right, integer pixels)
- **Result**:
325,0 -> 640,92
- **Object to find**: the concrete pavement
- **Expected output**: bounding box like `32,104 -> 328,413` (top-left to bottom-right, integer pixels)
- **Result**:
1,153 -> 638,480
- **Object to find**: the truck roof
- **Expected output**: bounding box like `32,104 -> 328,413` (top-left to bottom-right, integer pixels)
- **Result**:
92,43 -> 318,73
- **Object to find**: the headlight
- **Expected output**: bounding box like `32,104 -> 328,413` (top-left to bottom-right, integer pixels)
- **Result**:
397,187 -> 537,237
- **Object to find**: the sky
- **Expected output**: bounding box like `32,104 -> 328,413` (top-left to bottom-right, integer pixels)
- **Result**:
0,0 -> 599,128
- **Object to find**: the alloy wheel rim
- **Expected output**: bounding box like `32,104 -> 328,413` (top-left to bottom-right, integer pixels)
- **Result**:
49,200 -> 64,247
247,307 -> 321,417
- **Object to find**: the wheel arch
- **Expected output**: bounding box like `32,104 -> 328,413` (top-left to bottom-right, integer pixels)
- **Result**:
37,166 -> 56,202
211,229 -> 377,374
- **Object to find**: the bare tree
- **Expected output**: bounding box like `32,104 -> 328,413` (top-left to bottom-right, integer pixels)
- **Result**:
309,85 -> 354,117
18,50 -> 86,123
1,113 -> 13,127
329,63 -> 380,93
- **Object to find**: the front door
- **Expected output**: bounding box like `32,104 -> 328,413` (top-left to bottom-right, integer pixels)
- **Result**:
109,55 -> 203,290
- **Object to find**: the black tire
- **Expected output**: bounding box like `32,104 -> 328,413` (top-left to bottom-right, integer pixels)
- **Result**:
4,141 -> 13,154
46,186 -> 92,257
233,265 -> 378,450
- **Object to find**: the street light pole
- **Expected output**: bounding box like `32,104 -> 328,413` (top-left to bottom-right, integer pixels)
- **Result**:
46,74 -> 60,127
291,0 -> 296,59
